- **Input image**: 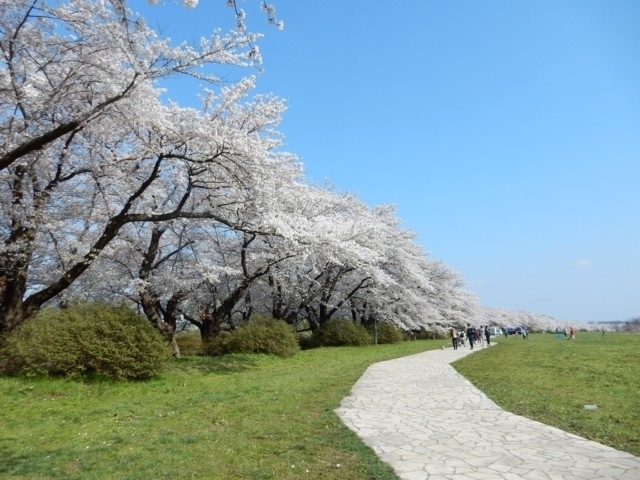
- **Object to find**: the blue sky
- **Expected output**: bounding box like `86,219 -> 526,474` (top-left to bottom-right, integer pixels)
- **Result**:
133,1 -> 640,323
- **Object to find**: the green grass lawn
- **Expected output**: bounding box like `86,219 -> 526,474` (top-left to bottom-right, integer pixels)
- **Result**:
0,340 -> 444,480
453,332 -> 640,456
2,333 -> 639,479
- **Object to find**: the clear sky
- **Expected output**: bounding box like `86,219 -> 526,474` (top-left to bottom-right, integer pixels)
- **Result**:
132,0 -> 640,324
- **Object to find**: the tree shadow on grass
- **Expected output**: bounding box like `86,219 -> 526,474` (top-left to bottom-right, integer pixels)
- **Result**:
0,445 -> 38,477
174,354 -> 260,375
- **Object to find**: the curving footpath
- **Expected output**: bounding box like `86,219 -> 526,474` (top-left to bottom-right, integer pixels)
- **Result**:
335,344 -> 640,480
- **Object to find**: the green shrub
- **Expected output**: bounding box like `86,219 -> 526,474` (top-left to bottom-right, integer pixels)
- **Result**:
414,328 -> 446,340
0,302 -> 171,380
206,317 -> 299,357
369,322 -> 405,344
176,331 -> 204,356
202,331 -> 231,357
296,331 -> 318,350
312,319 -> 372,347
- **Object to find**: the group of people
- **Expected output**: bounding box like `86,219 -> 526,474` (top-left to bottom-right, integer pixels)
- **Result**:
556,326 -> 577,340
449,324 -> 492,350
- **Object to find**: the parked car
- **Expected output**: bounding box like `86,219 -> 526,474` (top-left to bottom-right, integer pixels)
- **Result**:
506,327 -> 526,335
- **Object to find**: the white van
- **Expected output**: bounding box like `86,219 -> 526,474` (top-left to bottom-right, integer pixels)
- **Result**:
486,326 -> 502,336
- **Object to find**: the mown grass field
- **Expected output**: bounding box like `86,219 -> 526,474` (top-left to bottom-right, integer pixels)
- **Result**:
0,340 -> 443,480
2,332 -> 638,479
454,331 -> 640,456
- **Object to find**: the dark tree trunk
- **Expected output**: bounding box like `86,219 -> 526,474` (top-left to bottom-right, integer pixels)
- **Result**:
197,309 -> 224,341
139,290 -> 181,358
137,224 -> 184,358
0,165 -> 40,332
269,274 -> 284,320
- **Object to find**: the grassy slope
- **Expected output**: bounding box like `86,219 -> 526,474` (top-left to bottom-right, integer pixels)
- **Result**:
453,332 -> 640,456
0,340 -> 444,480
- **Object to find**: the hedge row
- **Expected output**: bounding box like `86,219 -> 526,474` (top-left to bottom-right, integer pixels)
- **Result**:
1,305 -> 410,381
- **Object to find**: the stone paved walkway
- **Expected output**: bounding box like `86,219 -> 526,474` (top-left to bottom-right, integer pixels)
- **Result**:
335,344 -> 640,480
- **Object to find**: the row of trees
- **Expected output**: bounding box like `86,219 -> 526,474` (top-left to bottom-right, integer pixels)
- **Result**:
475,307 -> 612,335
0,1 -> 594,358
0,0 -> 479,357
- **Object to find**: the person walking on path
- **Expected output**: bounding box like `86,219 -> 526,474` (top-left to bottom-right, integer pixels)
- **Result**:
449,326 -> 459,350
484,325 -> 491,346
477,326 -> 485,347
466,324 -> 476,350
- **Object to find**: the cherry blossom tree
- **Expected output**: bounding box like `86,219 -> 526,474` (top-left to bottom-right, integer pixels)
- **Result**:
69,151 -> 309,353
177,226 -> 300,341
255,189 -> 387,330
252,196 -> 479,333
0,0 -> 288,332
